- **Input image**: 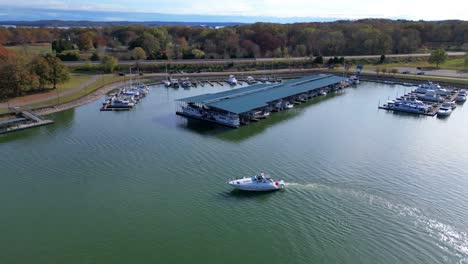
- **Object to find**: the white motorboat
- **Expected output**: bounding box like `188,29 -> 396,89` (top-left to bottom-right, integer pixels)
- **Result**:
415,81 -> 451,95
211,112 -> 240,127
181,104 -> 204,118
227,75 -> 238,86
456,93 -> 467,103
246,76 -> 257,85
348,75 -> 360,85
417,90 -> 444,102
319,90 -> 327,96
386,100 -> 431,114
227,172 -> 285,192
437,104 -> 453,117
109,98 -> 134,108
181,78 -> 192,88
283,102 -> 294,109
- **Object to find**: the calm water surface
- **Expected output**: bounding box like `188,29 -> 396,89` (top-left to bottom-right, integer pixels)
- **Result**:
1,82 -> 467,264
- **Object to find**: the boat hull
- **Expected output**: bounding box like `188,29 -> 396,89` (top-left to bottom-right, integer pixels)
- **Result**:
228,179 -> 285,192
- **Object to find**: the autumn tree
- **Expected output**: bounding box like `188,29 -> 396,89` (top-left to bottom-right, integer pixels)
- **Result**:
0,49 -> 38,97
77,32 -> 94,51
428,48 -> 447,68
43,55 -> 69,89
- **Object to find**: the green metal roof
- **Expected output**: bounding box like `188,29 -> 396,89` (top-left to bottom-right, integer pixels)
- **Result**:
178,74 -> 345,114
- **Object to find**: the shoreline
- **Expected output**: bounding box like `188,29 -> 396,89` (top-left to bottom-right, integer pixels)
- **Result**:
32,81 -> 129,116
27,69 -> 468,116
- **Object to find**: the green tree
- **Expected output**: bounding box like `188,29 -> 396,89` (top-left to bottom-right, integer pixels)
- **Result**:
191,49 -> 205,59
131,47 -> 147,60
30,56 -> 51,90
101,55 -> 118,73
313,56 -> 323,64
294,44 -> 307,57
52,39 -> 74,53
428,49 -> 447,68
43,55 -> 69,89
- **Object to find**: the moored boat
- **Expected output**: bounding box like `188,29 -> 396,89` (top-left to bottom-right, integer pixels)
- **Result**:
437,104 -> 453,117
227,75 -> 238,86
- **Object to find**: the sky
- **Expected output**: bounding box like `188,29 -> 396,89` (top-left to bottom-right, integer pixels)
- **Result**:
0,0 -> 467,21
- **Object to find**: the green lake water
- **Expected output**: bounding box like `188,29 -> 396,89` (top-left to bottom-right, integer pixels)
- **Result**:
1,82 -> 467,264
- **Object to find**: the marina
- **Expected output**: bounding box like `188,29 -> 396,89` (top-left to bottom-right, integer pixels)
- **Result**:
100,82 -> 150,111
176,74 -> 348,128
378,81 -> 466,117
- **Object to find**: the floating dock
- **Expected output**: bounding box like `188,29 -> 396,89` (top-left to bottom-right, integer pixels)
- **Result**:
0,110 -> 54,134
176,74 -> 347,128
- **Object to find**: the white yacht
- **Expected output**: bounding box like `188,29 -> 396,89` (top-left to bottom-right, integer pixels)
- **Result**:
437,104 -> 453,117
109,98 -> 135,108
417,90 -> 443,102
387,100 -> 430,114
415,81 -> 451,95
211,112 -> 240,127
181,78 -> 192,88
227,172 -> 285,192
348,75 -> 360,85
456,92 -> 467,103
283,102 -> 294,109
227,75 -> 238,86
171,79 -> 180,88
246,76 -> 257,85
181,104 -> 204,118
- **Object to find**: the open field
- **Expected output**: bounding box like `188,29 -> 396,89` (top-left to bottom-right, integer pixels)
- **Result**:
56,74 -> 94,92
363,57 -> 467,72
5,44 -> 52,56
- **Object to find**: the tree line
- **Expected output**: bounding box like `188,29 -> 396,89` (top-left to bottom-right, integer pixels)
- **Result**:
0,45 -> 69,99
1,19 -> 467,60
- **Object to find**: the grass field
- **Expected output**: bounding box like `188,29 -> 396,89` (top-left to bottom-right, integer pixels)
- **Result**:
26,75 -> 126,110
364,57 -> 468,71
55,74 -> 94,92
5,44 -> 52,56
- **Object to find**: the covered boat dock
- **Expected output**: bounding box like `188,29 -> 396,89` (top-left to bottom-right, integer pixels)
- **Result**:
176,74 -> 346,127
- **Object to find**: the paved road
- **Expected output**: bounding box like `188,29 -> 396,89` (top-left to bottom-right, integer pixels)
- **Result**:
0,75 -> 100,109
64,52 -> 467,66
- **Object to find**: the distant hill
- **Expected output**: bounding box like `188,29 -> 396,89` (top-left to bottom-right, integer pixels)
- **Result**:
0,20 -> 243,28
0,7 -> 339,25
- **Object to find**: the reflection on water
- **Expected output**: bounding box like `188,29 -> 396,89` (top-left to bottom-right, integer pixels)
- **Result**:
0,109 -> 75,143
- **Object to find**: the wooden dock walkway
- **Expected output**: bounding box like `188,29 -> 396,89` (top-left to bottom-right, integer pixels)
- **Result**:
0,111 -> 54,134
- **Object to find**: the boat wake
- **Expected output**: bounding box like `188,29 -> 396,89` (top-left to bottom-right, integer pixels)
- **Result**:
286,182 -> 468,263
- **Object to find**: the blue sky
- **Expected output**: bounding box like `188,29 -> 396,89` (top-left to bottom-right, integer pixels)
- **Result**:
0,0 -> 467,21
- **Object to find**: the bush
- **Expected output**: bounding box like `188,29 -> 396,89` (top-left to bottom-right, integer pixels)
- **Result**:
57,51 -> 80,61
